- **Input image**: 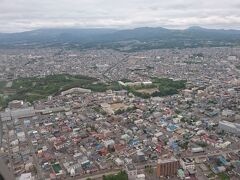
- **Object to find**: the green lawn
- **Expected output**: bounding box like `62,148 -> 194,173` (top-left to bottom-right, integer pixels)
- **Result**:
218,172 -> 230,180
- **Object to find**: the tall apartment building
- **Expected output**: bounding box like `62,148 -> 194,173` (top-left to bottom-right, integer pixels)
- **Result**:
157,157 -> 179,177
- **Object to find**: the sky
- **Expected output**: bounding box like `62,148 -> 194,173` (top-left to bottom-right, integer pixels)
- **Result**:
0,0 -> 240,32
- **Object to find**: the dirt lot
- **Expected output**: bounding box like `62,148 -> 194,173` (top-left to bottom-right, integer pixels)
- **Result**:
136,88 -> 159,94
110,103 -> 127,111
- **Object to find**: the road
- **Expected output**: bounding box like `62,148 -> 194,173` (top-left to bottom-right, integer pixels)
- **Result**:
22,119 -> 44,180
184,148 -> 240,159
0,116 -> 2,146
76,169 -> 121,180
102,55 -> 130,81
5,120 -> 14,176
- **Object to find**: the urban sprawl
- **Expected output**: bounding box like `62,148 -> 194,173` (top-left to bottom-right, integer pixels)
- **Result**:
0,47 -> 240,180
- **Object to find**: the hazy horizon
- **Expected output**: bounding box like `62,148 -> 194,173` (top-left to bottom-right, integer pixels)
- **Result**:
1,26 -> 240,34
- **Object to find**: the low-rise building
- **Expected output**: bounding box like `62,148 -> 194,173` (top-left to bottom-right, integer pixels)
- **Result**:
125,164 -> 137,180
180,158 -> 195,174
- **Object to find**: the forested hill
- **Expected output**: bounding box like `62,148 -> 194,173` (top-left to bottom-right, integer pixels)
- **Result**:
1,26 -> 240,50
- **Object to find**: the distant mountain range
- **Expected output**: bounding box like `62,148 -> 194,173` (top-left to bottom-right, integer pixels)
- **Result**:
1,26 -> 240,50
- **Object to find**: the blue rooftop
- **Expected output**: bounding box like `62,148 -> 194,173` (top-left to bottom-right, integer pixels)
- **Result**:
167,124 -> 178,132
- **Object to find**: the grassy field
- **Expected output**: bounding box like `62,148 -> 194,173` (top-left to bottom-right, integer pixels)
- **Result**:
218,172 -> 230,180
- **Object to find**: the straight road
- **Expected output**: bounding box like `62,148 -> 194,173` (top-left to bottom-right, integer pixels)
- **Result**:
77,169 -> 121,180
102,55 -> 130,81
22,119 -> 44,180
184,148 -> 240,159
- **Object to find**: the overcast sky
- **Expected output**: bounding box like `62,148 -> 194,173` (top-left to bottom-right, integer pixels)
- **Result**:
0,0 -> 240,32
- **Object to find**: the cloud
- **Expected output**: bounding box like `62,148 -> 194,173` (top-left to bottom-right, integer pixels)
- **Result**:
0,0 -> 239,32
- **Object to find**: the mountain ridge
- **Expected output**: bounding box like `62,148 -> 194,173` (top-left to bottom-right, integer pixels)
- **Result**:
1,26 -> 240,50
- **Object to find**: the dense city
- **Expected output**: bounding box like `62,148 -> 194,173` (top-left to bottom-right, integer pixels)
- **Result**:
0,47 -> 240,180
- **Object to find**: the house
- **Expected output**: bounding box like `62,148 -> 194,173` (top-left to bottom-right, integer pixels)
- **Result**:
54,142 -> 65,150
201,135 -> 217,147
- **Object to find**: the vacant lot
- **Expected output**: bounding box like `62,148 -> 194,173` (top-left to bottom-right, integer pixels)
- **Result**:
136,88 -> 159,94
110,103 -> 127,111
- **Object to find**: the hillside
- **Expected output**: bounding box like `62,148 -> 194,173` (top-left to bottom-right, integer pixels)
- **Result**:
0,27 -> 240,50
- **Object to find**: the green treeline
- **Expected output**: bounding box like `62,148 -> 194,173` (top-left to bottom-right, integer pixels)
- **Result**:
0,75 -> 186,108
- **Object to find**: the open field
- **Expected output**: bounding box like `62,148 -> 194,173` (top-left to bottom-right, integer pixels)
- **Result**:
136,88 -> 159,94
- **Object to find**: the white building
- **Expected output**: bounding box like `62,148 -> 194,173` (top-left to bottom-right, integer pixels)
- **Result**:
19,173 -> 33,180
180,158 -> 195,174
191,147 -> 204,153
104,139 -> 115,147
126,164 -> 137,180
115,158 -> 124,166
218,121 -> 240,136
136,174 -> 145,180
1,107 -> 35,121
61,87 -> 91,95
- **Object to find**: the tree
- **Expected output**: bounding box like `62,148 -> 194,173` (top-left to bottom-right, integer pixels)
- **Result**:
145,165 -> 154,180
145,165 -> 153,175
